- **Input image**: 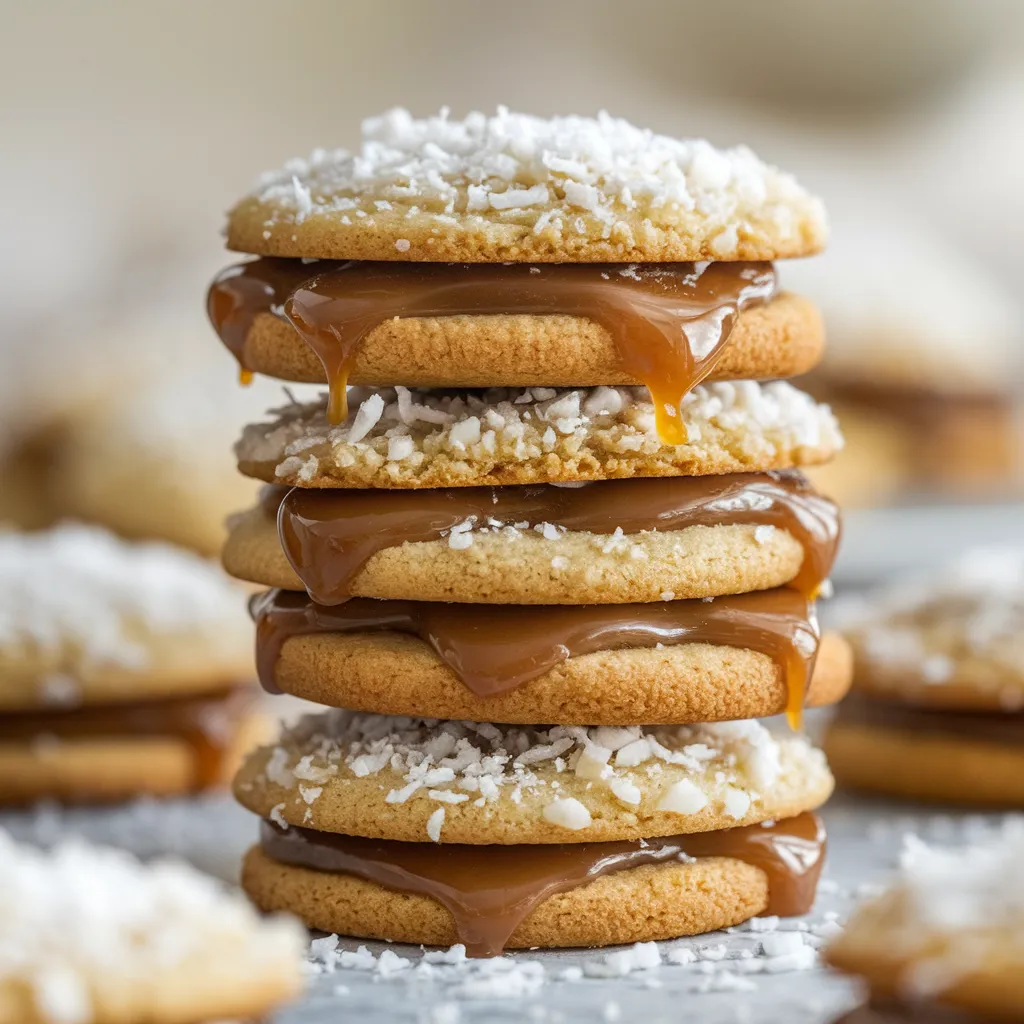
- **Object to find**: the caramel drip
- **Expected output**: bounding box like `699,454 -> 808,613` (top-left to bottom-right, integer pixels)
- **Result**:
206,258 -> 337,385
274,469 -> 839,606
207,258 -> 776,444
251,587 -> 820,722
836,696 -> 1024,746
260,811 -> 825,957
832,1004 -> 986,1024
0,689 -> 253,790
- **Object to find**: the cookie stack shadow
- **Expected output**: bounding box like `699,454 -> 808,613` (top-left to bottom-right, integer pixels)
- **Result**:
213,109 -> 853,956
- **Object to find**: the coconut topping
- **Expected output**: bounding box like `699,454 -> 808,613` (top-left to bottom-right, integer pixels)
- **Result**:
237,381 -> 842,488
247,108 -> 827,258
835,547 -> 1024,699
831,821 -> 1024,1001
0,524 -> 250,673
0,828 -> 305,1024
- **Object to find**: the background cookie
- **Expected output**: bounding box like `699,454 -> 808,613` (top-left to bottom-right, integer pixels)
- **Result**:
0,525 -> 253,711
267,629 -> 851,725
0,830 -> 304,1024
236,291 -> 823,388
235,712 -> 833,843
243,845 -> 767,951
237,381 -> 843,489
227,109 -> 827,263
225,503 -> 809,604
824,720 -> 1024,806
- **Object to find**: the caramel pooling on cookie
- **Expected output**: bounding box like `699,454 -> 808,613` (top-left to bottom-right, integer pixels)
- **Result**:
259,811 -> 826,957
209,259 -> 776,443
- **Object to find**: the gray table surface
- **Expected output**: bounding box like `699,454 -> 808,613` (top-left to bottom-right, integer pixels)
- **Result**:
3,788 -> 1016,1024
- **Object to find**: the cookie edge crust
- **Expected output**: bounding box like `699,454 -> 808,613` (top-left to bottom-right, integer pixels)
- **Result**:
241,844 -> 769,950
267,631 -> 852,726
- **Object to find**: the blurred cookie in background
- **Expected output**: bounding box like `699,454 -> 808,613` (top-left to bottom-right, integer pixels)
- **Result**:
825,548 -> 1024,805
0,524 -> 268,806
785,209 -> 1022,506
0,306 -> 304,555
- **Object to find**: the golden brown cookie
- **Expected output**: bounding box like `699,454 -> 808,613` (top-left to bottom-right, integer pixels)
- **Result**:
824,719 -> 1024,806
243,845 -> 767,951
236,291 -> 823,388
224,499 -> 809,604
227,109 -> 826,263
837,548 -> 1024,711
0,829 -> 305,1024
237,381 -> 843,489
0,693 -> 270,806
826,820 -> 1024,1022
267,628 -> 851,725
234,711 -> 833,844
0,524 -> 253,712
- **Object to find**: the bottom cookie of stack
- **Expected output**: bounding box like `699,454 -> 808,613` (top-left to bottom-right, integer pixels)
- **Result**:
235,711 -> 833,955
825,548 -> 1024,806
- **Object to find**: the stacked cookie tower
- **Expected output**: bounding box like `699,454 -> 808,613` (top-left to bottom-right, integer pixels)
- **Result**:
0,525 -> 260,805
826,548 -> 1024,806
213,109 -> 851,955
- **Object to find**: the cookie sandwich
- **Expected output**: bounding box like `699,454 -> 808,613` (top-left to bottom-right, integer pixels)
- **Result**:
211,108 -> 850,954
0,525 -> 263,805
825,548 -> 1024,806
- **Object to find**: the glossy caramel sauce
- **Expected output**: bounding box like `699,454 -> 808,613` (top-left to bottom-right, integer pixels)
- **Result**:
207,258 -> 776,443
0,689 -> 253,790
251,587 -> 819,724
260,811 -> 826,957
269,469 -> 839,606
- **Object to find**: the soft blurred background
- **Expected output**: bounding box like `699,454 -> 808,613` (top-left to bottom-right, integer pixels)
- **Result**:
2,0 -> 1022,582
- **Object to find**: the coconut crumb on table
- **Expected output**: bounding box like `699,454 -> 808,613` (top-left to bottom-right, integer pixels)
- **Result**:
236,381 -> 843,488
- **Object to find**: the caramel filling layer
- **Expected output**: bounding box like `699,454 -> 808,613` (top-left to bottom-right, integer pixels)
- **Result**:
251,588 -> 819,724
260,811 -> 825,957
0,689 -> 253,790
270,469 -> 839,606
836,695 -> 1024,746
207,258 -> 776,443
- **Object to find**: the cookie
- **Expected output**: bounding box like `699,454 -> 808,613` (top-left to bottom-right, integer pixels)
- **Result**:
836,548 -> 1024,711
237,381 -> 843,489
0,525 -> 252,711
0,829 -> 304,1024
824,718 -> 1024,807
243,844 -> 768,952
226,288 -> 823,389
226,108 -> 827,263
265,621 -> 851,725
0,690 -> 270,806
234,711 -> 833,844
225,503 -> 809,605
826,820 -> 1024,1022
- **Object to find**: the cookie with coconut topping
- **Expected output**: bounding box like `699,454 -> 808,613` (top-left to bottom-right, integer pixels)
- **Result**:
227,108 -> 827,263
236,382 -> 843,489
261,623 -> 852,726
836,547 -> 1024,710
233,711 -> 833,844
827,823 -> 1024,1021
225,499 -> 815,605
0,829 -> 304,1024
0,525 -> 253,711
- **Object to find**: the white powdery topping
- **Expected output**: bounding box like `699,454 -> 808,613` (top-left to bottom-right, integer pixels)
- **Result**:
0,829 -> 305,1021
835,547 -> 1024,685
0,524 -> 249,671
252,108 -> 826,253
240,381 -> 842,479
264,712 -> 813,838
839,822 -> 1024,1000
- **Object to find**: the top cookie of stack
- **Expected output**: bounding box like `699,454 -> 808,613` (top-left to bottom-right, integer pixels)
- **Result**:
215,109 -> 848,956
